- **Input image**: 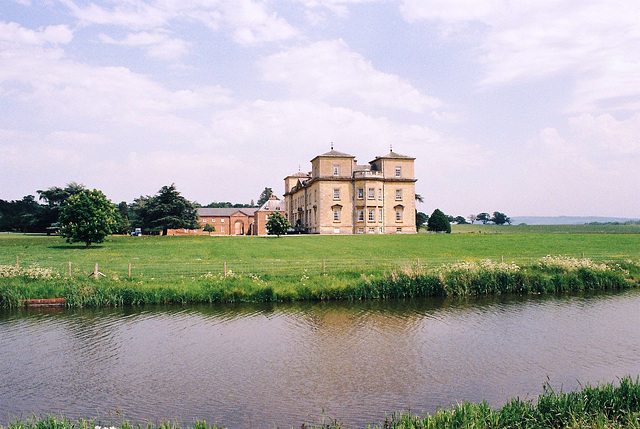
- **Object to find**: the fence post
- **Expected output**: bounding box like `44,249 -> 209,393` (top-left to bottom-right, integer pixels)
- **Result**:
582,252 -> 585,259
128,263 -> 132,278
94,263 -> 99,279
501,255 -> 504,263
322,259 -> 326,275
68,262 -> 72,277
16,256 -> 19,269
224,261 -> 227,277
417,258 -> 421,270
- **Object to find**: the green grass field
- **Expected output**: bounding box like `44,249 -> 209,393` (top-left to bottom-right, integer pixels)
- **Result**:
1,226 -> 640,278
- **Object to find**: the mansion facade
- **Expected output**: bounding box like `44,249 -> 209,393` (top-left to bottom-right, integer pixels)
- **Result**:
284,149 -> 417,234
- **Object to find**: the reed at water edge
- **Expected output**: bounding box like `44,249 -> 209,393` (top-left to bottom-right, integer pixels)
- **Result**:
1,256 -> 639,308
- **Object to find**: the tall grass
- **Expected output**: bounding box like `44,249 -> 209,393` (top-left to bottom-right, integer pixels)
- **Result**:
1,256 -> 638,308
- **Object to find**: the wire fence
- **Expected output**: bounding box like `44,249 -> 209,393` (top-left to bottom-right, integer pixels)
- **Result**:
3,252 -> 633,280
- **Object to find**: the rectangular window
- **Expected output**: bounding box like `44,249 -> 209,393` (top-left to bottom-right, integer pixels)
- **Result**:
333,165 -> 340,176
212,219 -> 215,223
368,227 -> 375,234
395,166 -> 402,177
357,210 -> 364,222
379,208 -> 383,222
333,188 -> 340,200
396,227 -> 402,233
221,226 -> 225,233
334,227 -> 340,234
203,219 -> 207,223
333,209 -> 340,222
221,219 -> 225,223
378,188 -> 383,200
368,209 -> 375,221
378,227 -> 383,233
358,227 -> 364,234
368,187 -> 375,199
396,209 -> 403,222
357,188 -> 364,199
395,189 -> 402,200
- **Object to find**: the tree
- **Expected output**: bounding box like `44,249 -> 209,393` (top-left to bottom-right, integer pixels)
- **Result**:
454,216 -> 468,224
468,214 -> 477,224
427,208 -> 451,233
257,187 -> 274,207
265,212 -> 290,237
203,223 -> 216,235
135,184 -> 199,236
416,211 -> 429,230
113,201 -> 131,234
491,211 -> 511,225
37,182 -> 86,231
59,189 -> 117,247
476,212 -> 490,224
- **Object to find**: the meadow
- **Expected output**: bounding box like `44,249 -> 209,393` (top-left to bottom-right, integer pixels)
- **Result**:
1,226 -> 640,308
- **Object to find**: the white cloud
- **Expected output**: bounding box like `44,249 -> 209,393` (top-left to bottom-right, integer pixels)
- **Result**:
259,39 -> 442,113
60,0 -> 298,46
400,0 -> 640,113
0,22 -> 73,45
99,31 -> 190,60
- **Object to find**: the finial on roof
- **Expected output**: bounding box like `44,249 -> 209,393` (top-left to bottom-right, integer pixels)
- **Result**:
331,141 -> 334,150
298,165 -> 301,172
390,144 -> 393,152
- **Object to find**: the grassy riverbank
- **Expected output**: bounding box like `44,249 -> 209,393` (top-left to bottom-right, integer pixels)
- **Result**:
1,231 -> 640,308
1,255 -> 638,308
4,377 -> 640,428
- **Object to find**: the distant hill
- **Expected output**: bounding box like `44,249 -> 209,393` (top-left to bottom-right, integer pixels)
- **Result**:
511,216 -> 639,225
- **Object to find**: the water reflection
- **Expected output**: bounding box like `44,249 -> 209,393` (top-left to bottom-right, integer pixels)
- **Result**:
2,291 -> 640,428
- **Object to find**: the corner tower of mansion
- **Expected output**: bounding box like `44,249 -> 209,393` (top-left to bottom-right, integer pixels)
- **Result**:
284,148 -> 417,234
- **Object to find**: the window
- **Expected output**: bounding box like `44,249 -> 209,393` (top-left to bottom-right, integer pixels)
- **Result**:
221,219 -> 225,223
395,166 -> 402,177
368,209 -> 375,222
396,227 -> 402,233
333,209 -> 340,222
368,187 -> 375,199
395,189 -> 402,200
203,219 -> 207,223
221,226 -> 225,233
357,188 -> 364,199
378,188 -> 383,200
212,219 -> 216,223
368,227 -> 375,234
379,208 -> 383,222
334,227 -> 340,234
395,208 -> 402,222
333,164 -> 340,176
358,227 -> 364,234
357,210 -> 364,222
333,188 -> 340,200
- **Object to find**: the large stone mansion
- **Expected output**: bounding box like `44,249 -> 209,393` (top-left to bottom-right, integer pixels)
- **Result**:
167,147 -> 417,235
284,148 -> 417,234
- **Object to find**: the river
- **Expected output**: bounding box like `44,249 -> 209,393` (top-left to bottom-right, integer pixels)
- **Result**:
2,290 -> 640,428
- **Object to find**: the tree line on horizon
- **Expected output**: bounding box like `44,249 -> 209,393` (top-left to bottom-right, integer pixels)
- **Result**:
0,183 -> 277,245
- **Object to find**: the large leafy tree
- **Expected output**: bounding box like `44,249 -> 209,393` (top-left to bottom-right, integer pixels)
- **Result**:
491,211 -> 511,225
257,187 -> 274,207
37,182 -> 85,231
59,189 -> 117,247
416,211 -> 429,230
427,208 -> 451,233
476,212 -> 491,224
265,212 -> 290,237
131,184 -> 199,235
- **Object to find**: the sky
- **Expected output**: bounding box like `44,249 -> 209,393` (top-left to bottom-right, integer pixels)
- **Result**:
1,0 -> 639,218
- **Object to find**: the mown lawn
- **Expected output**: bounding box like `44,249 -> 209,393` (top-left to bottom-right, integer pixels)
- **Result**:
1,227 -> 640,278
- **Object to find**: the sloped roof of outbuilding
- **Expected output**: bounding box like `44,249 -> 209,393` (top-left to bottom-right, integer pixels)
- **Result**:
197,207 -> 258,217
312,149 -> 355,161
